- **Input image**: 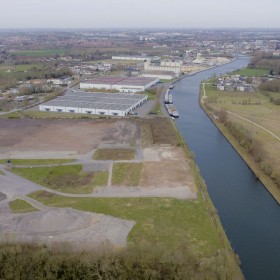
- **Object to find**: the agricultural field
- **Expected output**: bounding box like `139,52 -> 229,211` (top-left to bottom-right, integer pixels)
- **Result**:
232,67 -> 268,77
12,49 -> 67,57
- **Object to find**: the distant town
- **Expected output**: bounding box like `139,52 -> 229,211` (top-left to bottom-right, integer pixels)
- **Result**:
1,29 -> 279,116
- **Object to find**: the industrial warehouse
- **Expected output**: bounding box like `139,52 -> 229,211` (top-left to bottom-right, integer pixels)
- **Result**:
80,76 -> 158,93
39,91 -> 148,116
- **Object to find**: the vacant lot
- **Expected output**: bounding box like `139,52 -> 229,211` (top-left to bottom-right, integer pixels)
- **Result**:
93,149 -> 135,160
0,158 -> 75,165
30,191 -> 224,254
13,165 -> 109,194
112,163 -> 142,186
0,119 -> 140,157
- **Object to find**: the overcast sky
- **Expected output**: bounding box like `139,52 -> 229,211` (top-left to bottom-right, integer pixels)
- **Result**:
1,0 -> 280,29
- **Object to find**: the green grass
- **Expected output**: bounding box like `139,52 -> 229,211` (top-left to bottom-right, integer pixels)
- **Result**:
112,163 -> 142,186
93,149 -> 135,160
12,49 -> 67,57
0,159 -> 75,165
233,68 -> 268,77
9,199 -> 38,213
12,165 -> 108,194
149,101 -> 162,116
142,91 -> 156,100
29,191 -> 223,254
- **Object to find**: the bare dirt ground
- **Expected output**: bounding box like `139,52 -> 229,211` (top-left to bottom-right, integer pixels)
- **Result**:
0,206 -> 135,250
0,119 -> 139,158
140,146 -> 196,192
0,118 -> 196,249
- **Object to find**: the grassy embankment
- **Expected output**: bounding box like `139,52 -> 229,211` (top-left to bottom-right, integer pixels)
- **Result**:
12,165 -> 109,194
200,78 -> 280,204
9,199 -> 38,213
25,118 -> 243,279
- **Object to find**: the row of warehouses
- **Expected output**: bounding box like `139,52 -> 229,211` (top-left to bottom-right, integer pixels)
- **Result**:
80,76 -> 158,93
39,91 -> 148,116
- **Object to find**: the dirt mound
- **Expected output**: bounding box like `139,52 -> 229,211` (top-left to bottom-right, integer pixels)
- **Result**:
0,208 -> 135,249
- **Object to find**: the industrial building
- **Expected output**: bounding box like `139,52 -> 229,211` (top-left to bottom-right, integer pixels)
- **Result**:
112,55 -> 152,62
141,70 -> 175,80
80,76 -> 158,93
144,60 -> 182,76
39,91 -> 148,116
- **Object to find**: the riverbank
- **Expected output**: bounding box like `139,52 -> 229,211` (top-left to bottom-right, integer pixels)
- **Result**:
199,84 -> 280,205
171,120 -> 244,280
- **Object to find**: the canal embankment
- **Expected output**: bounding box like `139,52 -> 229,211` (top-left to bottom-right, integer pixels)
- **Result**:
199,82 -> 280,205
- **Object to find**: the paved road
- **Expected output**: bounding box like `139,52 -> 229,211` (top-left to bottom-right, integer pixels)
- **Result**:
0,164 -> 195,202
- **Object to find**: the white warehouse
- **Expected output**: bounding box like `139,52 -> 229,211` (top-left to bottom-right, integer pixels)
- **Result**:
80,76 -> 158,93
39,91 -> 148,116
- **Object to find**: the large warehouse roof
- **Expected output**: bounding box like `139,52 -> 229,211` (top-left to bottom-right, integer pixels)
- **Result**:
84,77 -> 126,85
83,76 -> 157,86
42,91 -> 147,111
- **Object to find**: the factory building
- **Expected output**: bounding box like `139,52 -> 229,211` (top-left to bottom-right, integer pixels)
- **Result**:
112,55 -> 152,62
39,91 -> 148,116
141,71 -> 175,80
144,60 -> 182,76
80,76 -> 158,93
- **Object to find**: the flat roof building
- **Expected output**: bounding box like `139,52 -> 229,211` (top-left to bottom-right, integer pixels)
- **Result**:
39,91 -> 148,116
80,76 -> 158,93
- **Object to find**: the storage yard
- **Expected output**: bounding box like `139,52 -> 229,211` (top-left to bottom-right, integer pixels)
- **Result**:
39,91 -> 148,116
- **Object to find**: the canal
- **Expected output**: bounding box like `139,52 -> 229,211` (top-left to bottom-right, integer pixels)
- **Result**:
173,57 -> 280,280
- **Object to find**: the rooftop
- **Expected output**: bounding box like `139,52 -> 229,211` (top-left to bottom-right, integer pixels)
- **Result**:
42,91 -> 147,111
81,76 -> 157,87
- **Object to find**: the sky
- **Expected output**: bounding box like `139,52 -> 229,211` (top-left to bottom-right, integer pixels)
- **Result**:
0,0 -> 280,29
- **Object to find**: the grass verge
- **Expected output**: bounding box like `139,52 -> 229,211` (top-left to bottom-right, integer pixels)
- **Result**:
0,159 -> 75,165
9,199 -> 38,213
12,165 -> 109,194
112,163 -> 142,186
30,191 -> 223,254
93,149 -> 135,160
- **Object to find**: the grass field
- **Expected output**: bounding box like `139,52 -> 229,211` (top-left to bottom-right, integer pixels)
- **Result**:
12,165 -> 109,194
13,49 -> 67,57
93,149 -> 135,161
9,199 -> 38,213
112,163 -> 142,186
29,191 -> 223,254
232,68 -> 268,77
0,63 -> 45,87
0,159 -> 75,165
